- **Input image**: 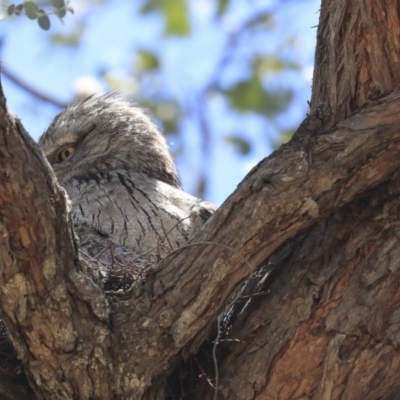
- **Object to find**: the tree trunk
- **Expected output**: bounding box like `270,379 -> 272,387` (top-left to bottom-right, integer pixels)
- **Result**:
199,1 -> 400,399
1,0 -> 400,399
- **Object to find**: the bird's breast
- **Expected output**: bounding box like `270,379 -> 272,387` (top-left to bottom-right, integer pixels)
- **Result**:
62,172 -> 197,256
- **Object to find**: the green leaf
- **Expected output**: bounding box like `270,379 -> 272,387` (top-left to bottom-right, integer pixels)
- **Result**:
38,12 -> 50,30
101,72 -> 138,94
140,0 -> 160,14
51,0 -> 65,8
216,0 -> 229,17
253,56 -> 300,77
7,4 -> 15,15
50,23 -> 83,46
225,135 -> 251,155
162,0 -> 190,36
196,176 -> 206,198
51,0 -> 66,18
24,0 -> 39,19
225,77 -> 293,116
14,4 -> 23,16
245,13 -> 274,29
136,50 -> 160,71
50,32 -> 81,47
155,101 -> 180,134
139,0 -> 189,36
53,7 -> 66,18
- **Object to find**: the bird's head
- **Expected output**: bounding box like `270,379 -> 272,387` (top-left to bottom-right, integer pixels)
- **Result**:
39,94 -> 180,188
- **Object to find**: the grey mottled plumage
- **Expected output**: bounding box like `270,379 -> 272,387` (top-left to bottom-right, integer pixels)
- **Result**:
39,95 -> 215,283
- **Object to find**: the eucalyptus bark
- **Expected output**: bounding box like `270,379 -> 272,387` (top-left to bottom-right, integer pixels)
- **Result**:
1,0 -> 400,399
204,1 -> 400,399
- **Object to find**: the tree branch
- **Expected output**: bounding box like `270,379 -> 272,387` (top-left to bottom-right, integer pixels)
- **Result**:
2,83 -> 400,397
145,90 -> 400,355
0,81 -> 112,398
311,0 -> 400,125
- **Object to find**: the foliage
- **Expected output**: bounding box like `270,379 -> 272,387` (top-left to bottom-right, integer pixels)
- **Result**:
2,0 -> 316,200
5,0 -> 73,30
140,0 -> 190,36
128,1 -> 304,171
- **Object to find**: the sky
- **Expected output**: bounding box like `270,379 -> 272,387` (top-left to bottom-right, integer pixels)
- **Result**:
0,0 -> 320,205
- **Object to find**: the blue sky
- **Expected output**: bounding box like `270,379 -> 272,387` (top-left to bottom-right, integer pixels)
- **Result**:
0,0 -> 320,205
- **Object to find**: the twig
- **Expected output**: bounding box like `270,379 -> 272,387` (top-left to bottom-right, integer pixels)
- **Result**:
193,357 -> 215,389
213,314 -> 223,400
160,219 -> 174,251
156,235 -> 162,262
1,65 -> 70,109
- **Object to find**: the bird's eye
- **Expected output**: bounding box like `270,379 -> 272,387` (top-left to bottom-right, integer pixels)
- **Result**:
57,146 -> 75,162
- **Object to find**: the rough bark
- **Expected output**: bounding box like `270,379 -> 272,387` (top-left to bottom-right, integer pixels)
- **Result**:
0,84 -> 113,398
200,177 -> 400,400
202,0 -> 400,399
311,0 -> 400,126
1,0 -> 400,399
2,79 -> 400,399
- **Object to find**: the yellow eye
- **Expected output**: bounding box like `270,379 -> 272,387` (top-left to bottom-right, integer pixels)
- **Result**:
57,146 -> 75,162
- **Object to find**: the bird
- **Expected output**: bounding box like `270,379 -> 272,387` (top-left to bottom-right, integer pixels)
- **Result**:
39,94 -> 216,288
